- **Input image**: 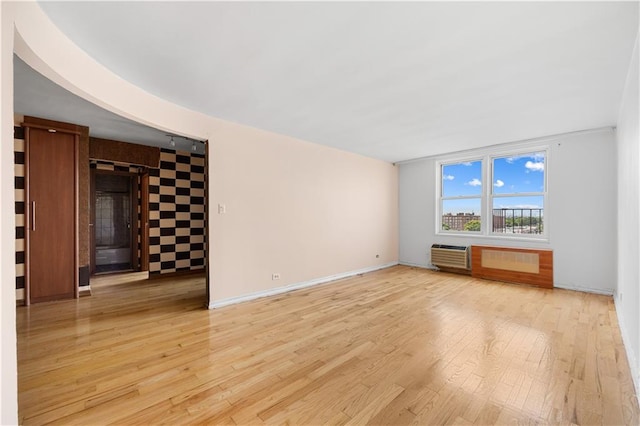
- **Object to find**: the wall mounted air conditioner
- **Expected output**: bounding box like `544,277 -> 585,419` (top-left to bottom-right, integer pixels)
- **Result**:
430,244 -> 470,270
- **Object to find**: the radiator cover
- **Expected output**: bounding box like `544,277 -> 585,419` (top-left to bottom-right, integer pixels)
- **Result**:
471,245 -> 553,288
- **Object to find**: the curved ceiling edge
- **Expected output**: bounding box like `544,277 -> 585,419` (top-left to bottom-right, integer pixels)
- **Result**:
12,2 -> 210,143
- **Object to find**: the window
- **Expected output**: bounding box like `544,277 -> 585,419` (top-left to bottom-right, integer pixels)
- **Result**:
491,152 -> 545,235
438,149 -> 547,238
440,160 -> 482,232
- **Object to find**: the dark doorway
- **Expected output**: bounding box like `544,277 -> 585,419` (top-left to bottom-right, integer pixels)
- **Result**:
91,171 -> 138,274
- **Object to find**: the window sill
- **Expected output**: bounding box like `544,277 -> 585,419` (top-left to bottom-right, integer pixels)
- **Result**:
436,231 -> 549,244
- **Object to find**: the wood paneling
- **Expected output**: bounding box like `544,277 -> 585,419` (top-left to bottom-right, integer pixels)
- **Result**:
471,245 -> 553,288
78,126 -> 90,272
26,127 -> 77,303
90,137 -> 160,168
16,266 -> 637,424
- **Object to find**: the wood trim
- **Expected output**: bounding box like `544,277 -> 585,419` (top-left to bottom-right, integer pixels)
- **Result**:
24,127 -> 31,306
90,169 -> 96,275
20,123 -> 81,136
89,137 -> 160,168
22,116 -> 84,135
471,245 -> 553,288
204,139 -> 209,303
75,134 -> 80,299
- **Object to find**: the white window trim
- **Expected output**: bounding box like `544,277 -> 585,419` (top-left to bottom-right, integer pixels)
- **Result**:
439,157 -> 484,234
436,145 -> 549,242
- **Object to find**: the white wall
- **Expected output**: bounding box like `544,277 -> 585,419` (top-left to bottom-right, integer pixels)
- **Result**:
615,32 -> 639,394
399,128 -> 617,294
0,3 -> 398,421
210,126 -> 397,303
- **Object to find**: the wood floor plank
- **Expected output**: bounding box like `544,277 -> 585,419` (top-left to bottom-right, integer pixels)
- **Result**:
17,266 -> 640,424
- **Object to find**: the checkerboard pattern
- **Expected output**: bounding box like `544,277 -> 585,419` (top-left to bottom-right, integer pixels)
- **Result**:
148,149 -> 206,275
14,126 -> 25,291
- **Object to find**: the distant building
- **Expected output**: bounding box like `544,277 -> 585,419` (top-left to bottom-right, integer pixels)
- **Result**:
443,209 -> 542,233
442,212 -> 479,231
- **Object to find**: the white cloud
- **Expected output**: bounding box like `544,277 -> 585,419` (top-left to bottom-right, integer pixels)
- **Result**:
467,178 -> 482,187
525,160 -> 544,172
503,152 -> 545,164
462,162 -> 473,166
443,174 -> 455,181
494,179 -> 504,187
531,152 -> 545,161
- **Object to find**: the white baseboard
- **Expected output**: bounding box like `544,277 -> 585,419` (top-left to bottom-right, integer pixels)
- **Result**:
614,295 -> 640,405
398,261 -> 438,270
553,283 -> 614,296
208,262 -> 399,309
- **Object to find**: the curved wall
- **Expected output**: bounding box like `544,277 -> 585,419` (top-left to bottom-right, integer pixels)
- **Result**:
1,3 -> 399,422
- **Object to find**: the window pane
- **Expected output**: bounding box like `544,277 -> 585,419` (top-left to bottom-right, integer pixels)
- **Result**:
442,160 -> 482,197
493,152 -> 544,195
442,198 -> 481,231
492,196 -> 544,234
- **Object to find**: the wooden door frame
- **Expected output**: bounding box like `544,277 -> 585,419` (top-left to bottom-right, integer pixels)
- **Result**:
90,169 -> 141,274
90,168 -> 96,275
204,140 -> 209,303
23,123 -> 80,305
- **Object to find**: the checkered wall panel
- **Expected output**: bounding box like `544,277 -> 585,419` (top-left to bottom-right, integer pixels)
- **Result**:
14,126 -> 25,290
148,149 -> 206,275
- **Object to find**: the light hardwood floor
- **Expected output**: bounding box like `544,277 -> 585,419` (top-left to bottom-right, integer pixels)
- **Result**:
17,266 -> 639,425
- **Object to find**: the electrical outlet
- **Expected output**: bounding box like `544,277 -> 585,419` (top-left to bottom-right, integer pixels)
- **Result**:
272,273 -> 280,280
218,204 -> 226,214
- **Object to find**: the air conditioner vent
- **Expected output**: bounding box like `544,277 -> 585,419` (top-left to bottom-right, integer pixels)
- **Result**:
431,244 -> 469,270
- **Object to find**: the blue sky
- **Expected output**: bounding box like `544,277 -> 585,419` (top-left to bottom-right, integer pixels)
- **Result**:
442,152 -> 545,214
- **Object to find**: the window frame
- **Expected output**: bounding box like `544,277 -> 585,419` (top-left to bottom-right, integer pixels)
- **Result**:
438,157 -> 485,234
436,145 -> 549,241
489,148 -> 548,238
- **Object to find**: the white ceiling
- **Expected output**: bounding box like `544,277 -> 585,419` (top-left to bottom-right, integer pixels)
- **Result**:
18,1 -> 640,163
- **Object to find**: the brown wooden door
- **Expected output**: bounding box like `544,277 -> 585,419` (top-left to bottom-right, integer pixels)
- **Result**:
27,127 -> 77,303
